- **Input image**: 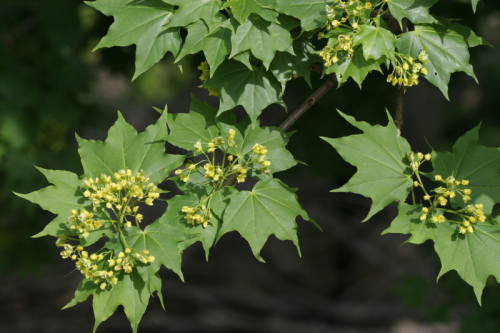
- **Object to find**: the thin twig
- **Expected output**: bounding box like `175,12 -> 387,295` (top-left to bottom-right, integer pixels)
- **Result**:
223,75 -> 338,186
279,75 -> 337,131
394,18 -> 409,137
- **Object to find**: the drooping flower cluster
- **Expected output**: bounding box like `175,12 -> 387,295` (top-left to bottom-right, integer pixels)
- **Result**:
198,60 -> 220,97
386,51 -> 428,87
177,128 -> 273,228
57,236 -> 155,290
77,168 -> 160,230
409,151 -> 486,234
67,209 -> 103,238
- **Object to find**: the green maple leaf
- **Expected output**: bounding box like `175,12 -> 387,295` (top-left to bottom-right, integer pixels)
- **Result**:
396,19 -> 486,99
217,117 -> 297,179
15,168 -> 112,246
204,60 -> 285,126
92,270 -> 152,333
87,0 -> 181,80
229,14 -> 294,69
270,34 -> 315,88
166,0 -> 223,30
353,25 -> 397,62
386,0 -> 438,26
273,0 -> 333,31
161,186 -> 236,259
426,125 -> 500,215
384,203 -> 500,304
223,0 -> 279,24
217,179 -> 316,262
166,95 -> 236,151
105,223 -> 193,289
322,111 -> 413,221
175,18 -> 236,76
471,0 -> 479,12
324,47 -> 382,88
77,111 -> 185,184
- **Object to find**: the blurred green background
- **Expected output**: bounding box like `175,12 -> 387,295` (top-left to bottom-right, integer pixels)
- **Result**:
1,0 -> 500,332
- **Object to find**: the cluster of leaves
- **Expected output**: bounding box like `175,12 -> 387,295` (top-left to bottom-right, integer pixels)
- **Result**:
17,96 -> 316,332
86,0 -> 487,123
324,111 -> 500,304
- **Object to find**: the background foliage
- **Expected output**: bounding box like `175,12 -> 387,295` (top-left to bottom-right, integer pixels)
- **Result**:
3,0 -> 500,332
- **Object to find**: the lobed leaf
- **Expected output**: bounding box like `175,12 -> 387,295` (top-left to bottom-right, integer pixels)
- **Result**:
229,14 -> 294,69
427,125 -> 500,215
353,25 -> 397,62
166,0 -> 223,30
87,0 -> 181,80
396,19 -> 487,99
223,0 -> 279,24
273,0 -> 333,31
386,0 -> 438,26
77,111 -> 185,184
203,60 -> 285,126
384,203 -> 500,304
217,179 -> 315,262
322,110 -> 413,221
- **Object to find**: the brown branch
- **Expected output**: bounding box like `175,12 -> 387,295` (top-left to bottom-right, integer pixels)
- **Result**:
223,75 -> 338,186
279,75 -> 337,131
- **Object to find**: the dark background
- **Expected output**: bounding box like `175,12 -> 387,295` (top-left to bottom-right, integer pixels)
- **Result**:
1,0 -> 500,332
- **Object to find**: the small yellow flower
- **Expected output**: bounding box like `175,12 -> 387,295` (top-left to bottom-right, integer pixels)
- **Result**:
424,195 -> 431,201
462,180 -> 469,186
435,175 -> 442,181
422,207 -> 429,213
413,181 -> 419,187
100,283 -> 107,290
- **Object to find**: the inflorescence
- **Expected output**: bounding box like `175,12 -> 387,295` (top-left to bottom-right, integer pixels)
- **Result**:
59,167 -> 159,290
175,128 -> 272,228
318,1 -> 428,87
408,151 -> 486,235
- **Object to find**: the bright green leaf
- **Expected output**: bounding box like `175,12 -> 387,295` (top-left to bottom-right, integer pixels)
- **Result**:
229,14 -> 294,69
324,47 -> 382,88
223,0 -> 279,24
396,19 -> 485,99
386,0 -> 438,26
384,203 -> 500,304
166,0 -> 223,30
353,25 -> 397,61
321,111 -> 413,221
92,269 -> 151,333
87,0 -> 181,80
472,0 -> 479,12
204,60 -> 285,126
77,111 -> 185,184
427,125 -> 500,215
273,0 -> 333,31
217,179 -> 315,262
217,117 -> 298,178
15,167 -> 112,246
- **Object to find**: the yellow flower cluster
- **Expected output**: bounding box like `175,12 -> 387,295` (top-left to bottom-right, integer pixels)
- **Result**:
67,209 -> 102,238
79,168 -> 159,228
387,52 -> 428,87
198,60 -> 220,97
433,175 -> 470,203
181,204 -> 214,228
57,237 -> 154,290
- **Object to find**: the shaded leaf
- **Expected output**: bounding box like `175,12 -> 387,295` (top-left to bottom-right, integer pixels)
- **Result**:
77,111 -> 184,184
324,47 -> 382,88
229,14 -> 294,69
204,60 -> 285,126
166,0 -> 223,30
321,110 -> 413,221
87,0 -> 181,80
386,0 -> 438,26
396,19 -> 486,98
273,0 -> 333,31
353,25 -> 397,61
223,0 -> 279,24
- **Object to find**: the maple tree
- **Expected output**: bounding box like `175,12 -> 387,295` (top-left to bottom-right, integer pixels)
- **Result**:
16,0 -> 497,331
